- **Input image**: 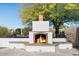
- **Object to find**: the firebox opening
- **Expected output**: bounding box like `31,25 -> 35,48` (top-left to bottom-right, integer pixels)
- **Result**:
34,34 -> 47,44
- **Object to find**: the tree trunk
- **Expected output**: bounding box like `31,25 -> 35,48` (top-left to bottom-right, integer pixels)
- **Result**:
52,19 -> 62,38
55,27 -> 59,38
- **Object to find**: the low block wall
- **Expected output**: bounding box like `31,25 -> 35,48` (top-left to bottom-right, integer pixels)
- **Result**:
58,43 -> 73,49
25,46 -> 55,52
53,38 -> 67,42
0,38 -> 29,47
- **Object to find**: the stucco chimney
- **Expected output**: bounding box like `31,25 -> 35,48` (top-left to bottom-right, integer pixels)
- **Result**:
38,15 -> 43,21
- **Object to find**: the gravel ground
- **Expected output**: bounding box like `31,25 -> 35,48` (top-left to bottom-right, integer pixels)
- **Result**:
0,47 -> 79,56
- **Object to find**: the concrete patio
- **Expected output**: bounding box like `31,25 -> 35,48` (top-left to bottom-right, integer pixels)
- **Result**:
0,47 -> 78,56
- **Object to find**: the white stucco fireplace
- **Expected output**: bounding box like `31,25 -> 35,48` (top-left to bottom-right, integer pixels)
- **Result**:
25,15 -> 55,52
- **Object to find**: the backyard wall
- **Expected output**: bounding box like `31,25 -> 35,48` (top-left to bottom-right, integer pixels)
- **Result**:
0,38 -> 29,48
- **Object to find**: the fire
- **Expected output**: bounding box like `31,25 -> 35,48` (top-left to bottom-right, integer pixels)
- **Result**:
37,35 -> 46,43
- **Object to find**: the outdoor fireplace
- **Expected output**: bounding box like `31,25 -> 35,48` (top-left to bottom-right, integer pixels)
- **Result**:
34,33 -> 47,44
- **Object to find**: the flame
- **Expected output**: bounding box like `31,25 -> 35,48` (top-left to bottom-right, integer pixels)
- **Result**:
37,35 -> 46,43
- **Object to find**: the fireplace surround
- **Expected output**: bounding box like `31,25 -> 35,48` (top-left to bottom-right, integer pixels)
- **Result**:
29,31 -> 52,44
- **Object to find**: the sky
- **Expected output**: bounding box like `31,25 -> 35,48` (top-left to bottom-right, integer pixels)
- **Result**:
0,3 -> 24,29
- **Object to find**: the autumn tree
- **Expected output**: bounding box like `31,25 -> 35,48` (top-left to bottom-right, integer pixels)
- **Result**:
20,3 -> 79,37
